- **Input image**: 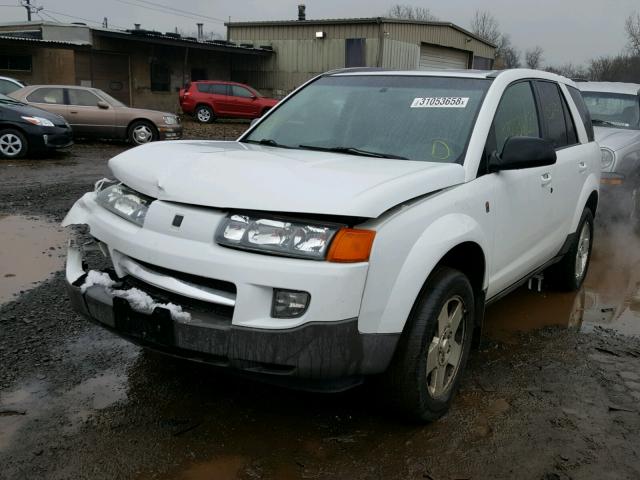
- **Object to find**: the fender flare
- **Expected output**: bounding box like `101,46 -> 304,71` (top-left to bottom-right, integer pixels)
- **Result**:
361,213 -> 489,334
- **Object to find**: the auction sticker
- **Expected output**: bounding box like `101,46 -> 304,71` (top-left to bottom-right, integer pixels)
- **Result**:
411,97 -> 469,108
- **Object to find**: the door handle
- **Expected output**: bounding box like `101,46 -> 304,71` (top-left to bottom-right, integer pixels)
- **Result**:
578,161 -> 587,172
70,110 -> 78,114
541,172 -> 552,186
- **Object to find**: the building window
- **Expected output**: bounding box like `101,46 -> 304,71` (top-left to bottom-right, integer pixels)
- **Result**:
345,38 -> 366,68
150,62 -> 170,92
0,54 -> 32,71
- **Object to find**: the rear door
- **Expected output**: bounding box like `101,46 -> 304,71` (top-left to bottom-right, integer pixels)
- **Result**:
230,85 -> 260,117
486,81 -> 557,297
24,87 -> 68,118
208,83 -> 233,115
533,80 -> 586,241
66,88 -> 116,138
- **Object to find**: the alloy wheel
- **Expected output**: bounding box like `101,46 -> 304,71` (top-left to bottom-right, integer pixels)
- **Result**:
426,295 -> 466,398
197,108 -> 211,122
574,221 -> 591,281
132,125 -> 153,144
0,133 -> 23,157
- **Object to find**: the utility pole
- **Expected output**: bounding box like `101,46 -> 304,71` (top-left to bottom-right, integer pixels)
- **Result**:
25,0 -> 32,21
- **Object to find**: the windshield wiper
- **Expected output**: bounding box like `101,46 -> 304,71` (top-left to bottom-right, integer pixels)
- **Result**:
298,145 -> 408,160
592,118 -> 625,128
244,138 -> 293,149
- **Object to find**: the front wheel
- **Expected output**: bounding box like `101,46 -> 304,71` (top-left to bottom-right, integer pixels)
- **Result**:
547,209 -> 594,291
383,267 -> 475,422
128,121 -> 157,145
0,129 -> 28,158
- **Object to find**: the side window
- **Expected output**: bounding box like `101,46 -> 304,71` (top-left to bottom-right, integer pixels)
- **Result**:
535,81 -> 570,149
26,87 -> 64,104
231,85 -> 253,98
196,83 -> 210,93
567,86 -> 595,142
492,81 -> 540,154
0,79 -> 18,94
561,93 -> 578,145
211,84 -> 228,95
67,89 -> 100,107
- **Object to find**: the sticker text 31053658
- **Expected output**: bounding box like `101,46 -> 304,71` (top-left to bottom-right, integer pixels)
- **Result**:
411,97 -> 469,108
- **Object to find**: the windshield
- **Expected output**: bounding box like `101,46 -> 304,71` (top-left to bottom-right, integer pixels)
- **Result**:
582,91 -> 640,130
0,93 -> 24,105
243,75 -> 491,163
96,90 -> 126,107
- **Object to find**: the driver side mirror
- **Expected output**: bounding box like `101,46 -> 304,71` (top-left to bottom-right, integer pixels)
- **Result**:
489,136 -> 556,172
97,100 -> 109,109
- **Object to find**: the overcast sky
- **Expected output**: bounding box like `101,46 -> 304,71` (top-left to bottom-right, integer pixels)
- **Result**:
1,0 -> 637,65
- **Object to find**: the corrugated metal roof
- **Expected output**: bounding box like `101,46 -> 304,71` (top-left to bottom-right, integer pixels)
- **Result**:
226,17 -> 495,48
0,35 -> 90,47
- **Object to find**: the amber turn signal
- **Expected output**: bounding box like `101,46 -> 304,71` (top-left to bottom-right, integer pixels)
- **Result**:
327,228 -> 376,263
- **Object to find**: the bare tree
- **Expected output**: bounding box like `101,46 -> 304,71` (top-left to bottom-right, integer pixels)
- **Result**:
625,12 -> 640,55
525,46 -> 544,69
470,10 -> 501,45
386,4 -> 437,21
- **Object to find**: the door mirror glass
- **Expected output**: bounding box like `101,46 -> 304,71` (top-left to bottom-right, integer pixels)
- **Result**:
97,100 -> 109,109
489,136 -> 557,172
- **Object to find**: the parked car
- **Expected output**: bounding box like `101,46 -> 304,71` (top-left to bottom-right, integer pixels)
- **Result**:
10,85 -> 182,145
0,93 -> 72,159
179,80 -> 278,123
0,76 -> 26,95
577,82 -> 640,222
62,69 -> 600,422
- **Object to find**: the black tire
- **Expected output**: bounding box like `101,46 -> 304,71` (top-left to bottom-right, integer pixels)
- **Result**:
260,107 -> 271,117
383,266 -> 475,422
547,208 -> 594,291
195,104 -> 214,123
128,120 -> 158,145
0,128 -> 28,159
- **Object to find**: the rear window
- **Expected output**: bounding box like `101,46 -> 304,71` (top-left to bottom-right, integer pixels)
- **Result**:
567,86 -> 595,141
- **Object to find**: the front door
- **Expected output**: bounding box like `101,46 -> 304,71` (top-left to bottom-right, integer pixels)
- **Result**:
66,88 -> 116,138
486,81 -> 557,298
230,85 -> 260,117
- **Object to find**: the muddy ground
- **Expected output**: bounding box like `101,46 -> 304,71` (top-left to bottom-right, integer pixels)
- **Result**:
1,120 -> 640,480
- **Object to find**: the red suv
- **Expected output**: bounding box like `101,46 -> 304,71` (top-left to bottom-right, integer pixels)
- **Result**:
179,81 -> 278,123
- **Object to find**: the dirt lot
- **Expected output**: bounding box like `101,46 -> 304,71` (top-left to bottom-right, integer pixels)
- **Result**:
1,120 -> 640,480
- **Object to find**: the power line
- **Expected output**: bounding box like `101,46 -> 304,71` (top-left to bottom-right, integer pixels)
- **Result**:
113,0 -> 226,24
126,0 -> 226,23
42,8 -> 126,29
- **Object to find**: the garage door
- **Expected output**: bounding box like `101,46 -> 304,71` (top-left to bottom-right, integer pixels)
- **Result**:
419,44 -> 469,70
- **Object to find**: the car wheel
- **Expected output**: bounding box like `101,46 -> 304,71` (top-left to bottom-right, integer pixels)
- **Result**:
128,121 -> 157,145
383,266 -> 475,422
0,129 -> 28,159
547,208 -> 594,291
195,105 -> 214,123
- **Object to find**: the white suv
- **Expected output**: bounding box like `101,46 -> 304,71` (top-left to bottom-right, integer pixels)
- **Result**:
63,69 -> 600,421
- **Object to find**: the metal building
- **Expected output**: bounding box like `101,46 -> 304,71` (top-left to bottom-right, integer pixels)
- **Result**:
228,14 -> 496,96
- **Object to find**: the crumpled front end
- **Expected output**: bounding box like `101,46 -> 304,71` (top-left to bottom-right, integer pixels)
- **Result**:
62,185 -> 399,389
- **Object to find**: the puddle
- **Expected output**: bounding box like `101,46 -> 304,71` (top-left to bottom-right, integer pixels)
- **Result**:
485,222 -> 640,341
171,455 -> 247,480
0,215 -> 67,303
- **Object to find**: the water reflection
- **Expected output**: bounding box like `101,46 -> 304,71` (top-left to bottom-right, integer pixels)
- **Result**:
485,222 -> 640,340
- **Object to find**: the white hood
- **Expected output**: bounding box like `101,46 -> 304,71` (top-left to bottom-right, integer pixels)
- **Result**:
594,127 -> 640,152
108,141 -> 465,218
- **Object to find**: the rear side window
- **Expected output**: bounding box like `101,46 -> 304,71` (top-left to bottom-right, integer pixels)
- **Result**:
567,86 -> 595,141
26,87 -> 64,104
211,84 -> 228,95
535,81 -> 572,149
492,81 -> 540,154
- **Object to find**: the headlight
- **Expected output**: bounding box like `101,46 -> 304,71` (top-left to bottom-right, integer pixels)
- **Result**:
96,184 -> 153,226
216,214 -> 341,260
163,115 -> 178,125
21,116 -> 54,127
601,148 -> 615,171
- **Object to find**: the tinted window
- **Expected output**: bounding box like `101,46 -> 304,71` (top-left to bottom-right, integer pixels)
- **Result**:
211,84 -> 228,95
0,79 -> 18,95
568,86 -> 595,141
561,93 -> 578,145
68,89 -> 100,106
196,83 -> 210,93
245,75 -> 491,163
27,87 -> 64,104
492,81 -> 540,154
536,81 -> 569,148
232,85 -> 253,98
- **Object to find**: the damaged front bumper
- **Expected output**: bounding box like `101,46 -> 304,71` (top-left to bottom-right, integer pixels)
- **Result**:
62,193 -> 399,390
